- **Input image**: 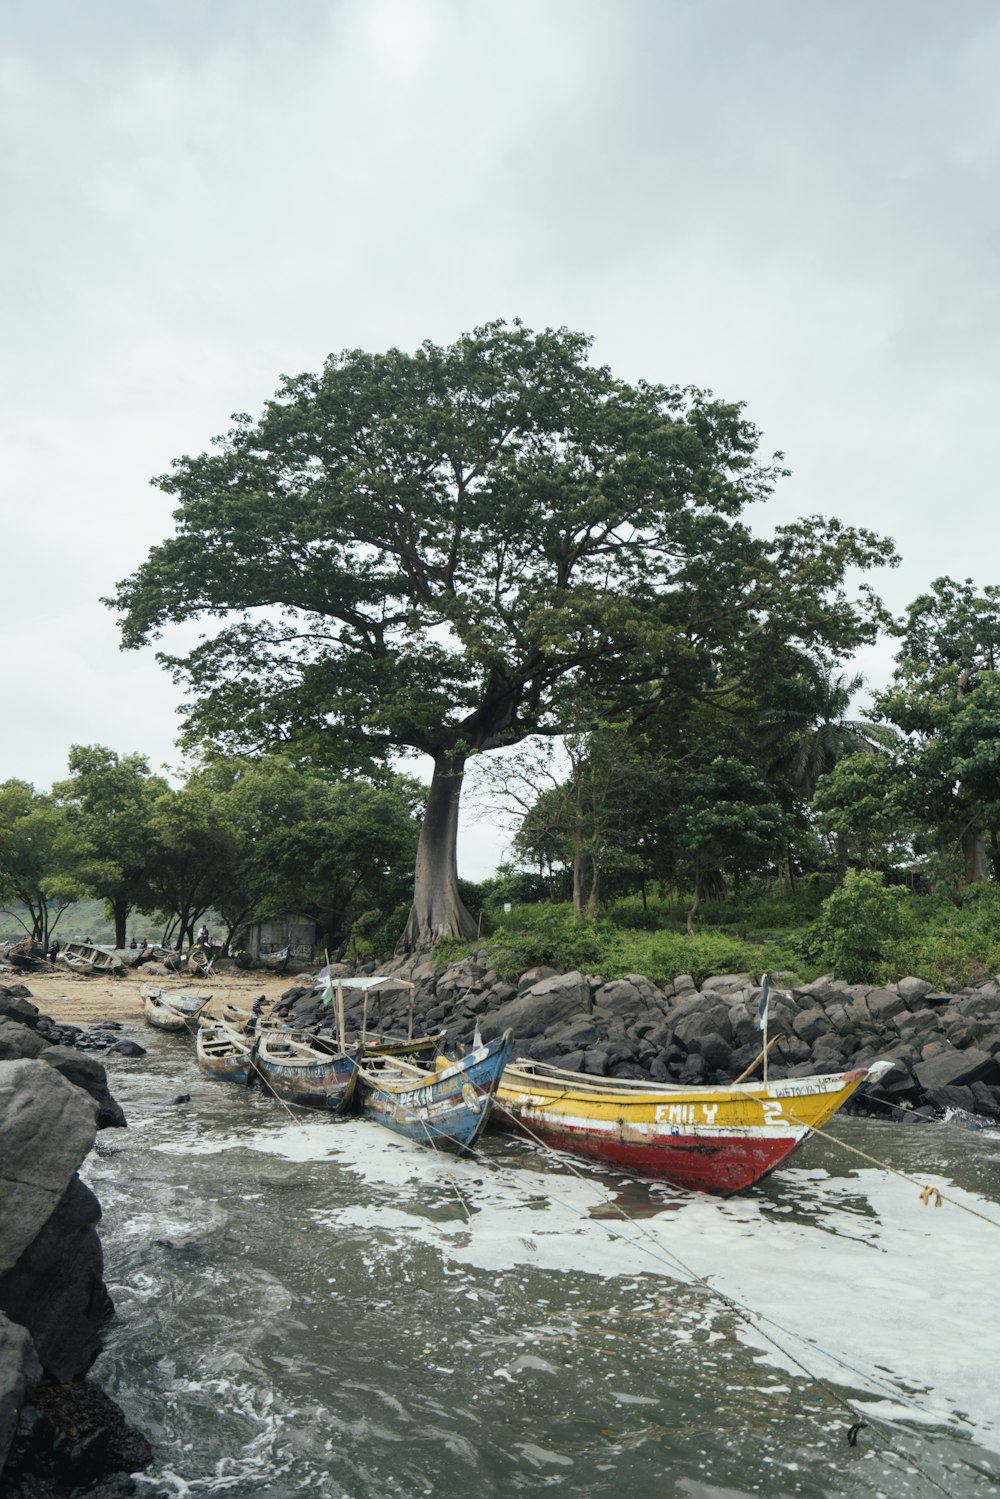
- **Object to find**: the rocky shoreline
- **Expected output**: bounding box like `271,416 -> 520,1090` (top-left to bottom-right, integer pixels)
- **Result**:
2,955 -> 999,1492
277,956 -> 1000,1122
0,984 -> 151,1496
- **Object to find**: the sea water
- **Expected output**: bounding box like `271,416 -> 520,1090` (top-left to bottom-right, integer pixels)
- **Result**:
81,1030 -> 1000,1499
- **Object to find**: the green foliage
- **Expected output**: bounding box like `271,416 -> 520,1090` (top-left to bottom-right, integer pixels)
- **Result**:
432,936 -> 474,968
485,906 -> 607,981
808,871 -> 915,983
54,746 -> 170,946
483,901 -> 802,985
108,320 -> 896,945
878,577 -> 1000,885
0,779 -> 88,944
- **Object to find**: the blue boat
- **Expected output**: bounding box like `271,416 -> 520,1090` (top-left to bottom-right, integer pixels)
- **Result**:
355,1030 -> 514,1151
253,1031 -> 357,1113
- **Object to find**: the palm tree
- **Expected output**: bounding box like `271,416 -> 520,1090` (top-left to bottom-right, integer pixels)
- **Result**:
761,668 -> 899,881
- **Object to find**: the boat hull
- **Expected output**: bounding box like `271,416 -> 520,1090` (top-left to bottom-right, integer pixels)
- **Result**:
142,988 -> 212,1032
196,1024 -> 252,1082
493,1064 -> 888,1195
253,1037 -> 357,1112
357,1031 -> 513,1151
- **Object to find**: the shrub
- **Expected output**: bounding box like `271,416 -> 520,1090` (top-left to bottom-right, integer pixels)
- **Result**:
809,872 -> 915,984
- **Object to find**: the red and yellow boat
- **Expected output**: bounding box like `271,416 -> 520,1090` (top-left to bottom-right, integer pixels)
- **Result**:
493,1059 -> 892,1195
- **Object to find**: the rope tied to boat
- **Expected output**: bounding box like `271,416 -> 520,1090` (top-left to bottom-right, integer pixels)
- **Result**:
498,1110 -> 971,1497
782,1105 -> 1000,1231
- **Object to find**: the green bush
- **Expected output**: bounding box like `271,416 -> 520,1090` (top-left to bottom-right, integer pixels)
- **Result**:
485,906 -> 606,981
482,901 -> 805,985
809,872 -> 915,984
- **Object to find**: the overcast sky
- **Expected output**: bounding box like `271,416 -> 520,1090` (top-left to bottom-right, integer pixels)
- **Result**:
3,0 -> 998,877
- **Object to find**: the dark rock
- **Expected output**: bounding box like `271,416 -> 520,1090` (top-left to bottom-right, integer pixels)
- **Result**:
108,1039 -> 146,1058
694,1032 -> 732,1072
517,966 -> 560,993
548,1019 -> 600,1050
866,988 -> 909,1024
0,1176 -> 112,1383
671,1001 -> 733,1048
0,1312 -> 40,1471
897,976 -> 933,1004
9,1379 -> 152,1488
581,1049 -> 610,1075
923,1085 -> 978,1116
0,1017 -> 48,1062
700,972 -> 753,994
0,995 -> 40,1028
38,1048 -> 126,1130
943,1020 -> 991,1050
791,1007 -> 828,1045
0,1061 -> 98,1276
970,1082 -> 1000,1118
607,1061 -> 650,1080
915,1048 -> 999,1091
169,1093 -> 191,1105
480,972 -> 592,1042
592,979 -> 642,1015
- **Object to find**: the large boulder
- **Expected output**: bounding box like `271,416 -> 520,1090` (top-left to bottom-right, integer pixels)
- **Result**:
915,1048 -> 999,1092
37,1048 -> 126,1130
0,995 -> 40,1028
897,976 -> 933,1004
0,1018 -> 46,1062
0,1312 -> 40,1472
0,1061 -> 98,1277
0,1061 -> 112,1381
866,988 -> 909,1024
671,1000 -> 734,1048
480,972 -> 592,1041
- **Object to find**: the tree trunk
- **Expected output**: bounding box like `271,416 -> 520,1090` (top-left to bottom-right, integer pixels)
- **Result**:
961,827 -> 988,884
112,899 -> 129,950
571,822 -> 585,918
586,829 -> 601,917
400,754 -> 477,950
835,832 -> 849,885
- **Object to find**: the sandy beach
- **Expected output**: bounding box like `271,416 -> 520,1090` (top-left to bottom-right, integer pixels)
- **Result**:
11,967 -> 301,1026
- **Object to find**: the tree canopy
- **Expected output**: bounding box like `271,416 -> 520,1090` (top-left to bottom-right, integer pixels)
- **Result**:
109,320 -> 897,947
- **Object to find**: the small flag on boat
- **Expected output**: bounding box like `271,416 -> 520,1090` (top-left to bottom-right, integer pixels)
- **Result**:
755,974 -> 770,1032
473,1017 -> 482,1050
320,976 -> 334,1008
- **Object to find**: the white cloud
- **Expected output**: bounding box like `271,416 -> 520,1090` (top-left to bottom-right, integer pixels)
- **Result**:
3,0 -> 1000,878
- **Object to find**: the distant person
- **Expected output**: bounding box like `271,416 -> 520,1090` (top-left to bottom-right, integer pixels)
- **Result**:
48,939 -> 59,963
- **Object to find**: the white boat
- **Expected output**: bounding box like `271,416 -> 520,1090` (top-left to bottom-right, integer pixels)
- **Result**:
141,985 -> 212,1032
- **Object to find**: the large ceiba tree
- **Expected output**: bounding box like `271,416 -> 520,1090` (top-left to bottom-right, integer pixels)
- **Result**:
109,321 -> 896,948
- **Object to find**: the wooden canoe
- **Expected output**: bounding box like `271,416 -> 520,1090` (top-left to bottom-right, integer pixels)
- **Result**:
58,942 -> 125,977
355,1030 -> 514,1151
196,1022 -> 253,1082
252,1031 -> 356,1112
142,986 -> 213,1032
493,1059 -> 894,1195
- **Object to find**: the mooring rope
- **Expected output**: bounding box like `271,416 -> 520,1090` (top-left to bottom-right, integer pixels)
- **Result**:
487,1112 -> 975,1499
783,1106 -> 1000,1233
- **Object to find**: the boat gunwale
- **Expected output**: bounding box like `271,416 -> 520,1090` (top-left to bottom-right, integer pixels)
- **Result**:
501,1057 -> 891,1105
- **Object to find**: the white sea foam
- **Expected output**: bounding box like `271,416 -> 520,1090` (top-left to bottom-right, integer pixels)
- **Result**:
139,1109 -> 1000,1455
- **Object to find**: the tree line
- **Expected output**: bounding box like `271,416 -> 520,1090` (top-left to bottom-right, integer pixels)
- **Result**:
4,322 -> 997,952
477,571 -> 1000,929
0,748 -> 421,952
